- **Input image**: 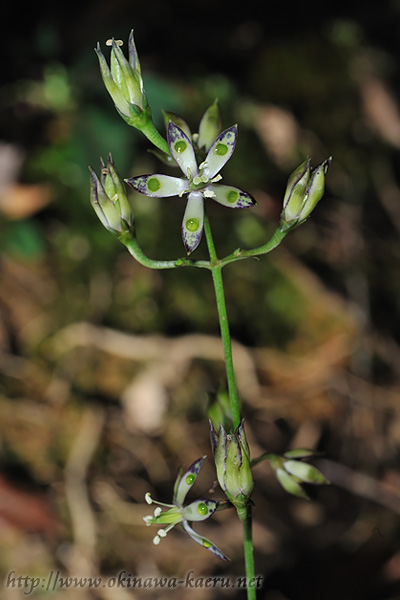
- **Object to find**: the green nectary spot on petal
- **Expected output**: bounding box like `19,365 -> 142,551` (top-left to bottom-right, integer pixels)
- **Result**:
174,141 -> 187,153
186,474 -> 196,485
202,539 -> 212,548
197,502 -> 208,516
147,178 -> 161,192
214,143 -> 228,156
227,190 -> 239,203
186,218 -> 200,232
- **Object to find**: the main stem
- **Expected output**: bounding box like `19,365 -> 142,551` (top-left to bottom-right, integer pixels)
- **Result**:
204,213 -> 256,599
239,505 -> 257,600
203,214 -> 240,429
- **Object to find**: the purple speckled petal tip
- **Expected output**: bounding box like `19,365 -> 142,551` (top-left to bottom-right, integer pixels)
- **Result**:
182,521 -> 229,561
206,184 -> 256,209
181,191 -> 204,254
203,125 -> 238,179
173,455 -> 206,506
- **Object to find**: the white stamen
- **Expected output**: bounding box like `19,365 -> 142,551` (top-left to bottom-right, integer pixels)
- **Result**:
145,493 -> 153,504
143,516 -> 153,525
211,174 -> 222,183
153,507 -> 162,517
157,528 -> 167,537
153,535 -> 161,545
203,189 -> 216,199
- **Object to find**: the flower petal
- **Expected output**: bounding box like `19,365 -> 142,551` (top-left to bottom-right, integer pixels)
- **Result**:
182,499 -> 218,522
214,424 -> 228,493
181,191 -> 204,254
283,460 -> 330,485
197,99 -> 221,151
203,125 -> 237,179
276,468 -> 309,500
283,448 -> 316,459
125,174 -> 187,197
163,111 -> 192,140
89,167 -> 121,231
145,507 -> 182,526
110,39 -> 142,107
206,184 -> 256,209
182,521 -> 229,561
174,455 -> 206,506
236,419 -> 251,459
209,420 -> 219,455
283,159 -> 310,208
95,43 -> 131,116
167,122 -> 198,177
128,30 -> 141,73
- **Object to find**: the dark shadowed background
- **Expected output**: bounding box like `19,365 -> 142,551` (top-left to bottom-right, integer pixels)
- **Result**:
2,1 -> 400,598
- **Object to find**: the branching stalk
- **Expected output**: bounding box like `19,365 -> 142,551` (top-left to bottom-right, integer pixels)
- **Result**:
204,211 -> 256,599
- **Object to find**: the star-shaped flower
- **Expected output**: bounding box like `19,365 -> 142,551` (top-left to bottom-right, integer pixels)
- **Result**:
143,456 -> 228,560
126,120 -> 256,253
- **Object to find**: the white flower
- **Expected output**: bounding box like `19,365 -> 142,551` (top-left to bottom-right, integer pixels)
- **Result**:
143,456 -> 227,560
126,120 -> 256,253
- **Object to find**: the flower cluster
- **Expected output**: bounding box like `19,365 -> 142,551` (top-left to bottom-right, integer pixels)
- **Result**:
126,106 -> 256,253
88,29 -> 335,575
143,456 -> 228,561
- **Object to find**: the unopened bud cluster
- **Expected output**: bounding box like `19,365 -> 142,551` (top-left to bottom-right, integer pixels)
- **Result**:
89,154 -> 133,235
280,157 -> 332,231
95,31 -> 149,128
210,419 -> 254,509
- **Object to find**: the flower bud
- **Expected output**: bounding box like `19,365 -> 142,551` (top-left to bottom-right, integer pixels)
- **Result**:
280,157 -> 332,231
95,31 -> 148,127
89,154 -> 133,235
210,419 -> 254,508
266,449 -> 330,500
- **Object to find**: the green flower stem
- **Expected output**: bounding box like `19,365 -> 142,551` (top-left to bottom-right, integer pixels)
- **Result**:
203,213 -> 241,429
122,234 -> 211,270
140,119 -> 171,156
250,452 -> 274,468
121,222 -> 287,273
219,226 -> 287,268
238,505 -> 257,600
204,212 -> 257,599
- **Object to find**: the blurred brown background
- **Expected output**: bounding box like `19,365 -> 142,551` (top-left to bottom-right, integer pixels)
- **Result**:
1,1 -> 400,598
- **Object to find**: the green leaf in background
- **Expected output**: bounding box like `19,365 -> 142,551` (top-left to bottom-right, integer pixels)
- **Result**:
1,220 -> 45,259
